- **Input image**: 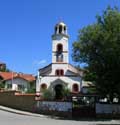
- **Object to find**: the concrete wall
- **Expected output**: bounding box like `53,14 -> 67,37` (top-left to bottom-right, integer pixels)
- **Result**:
0,91 -> 36,112
96,103 -> 120,118
36,100 -> 72,117
37,101 -> 72,111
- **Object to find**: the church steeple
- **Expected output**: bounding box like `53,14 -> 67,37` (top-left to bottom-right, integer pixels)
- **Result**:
54,22 -> 68,35
52,22 -> 69,64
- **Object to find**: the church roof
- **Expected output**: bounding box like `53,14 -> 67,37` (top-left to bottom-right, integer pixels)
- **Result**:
39,63 -> 84,77
39,63 -> 52,71
68,64 -> 84,76
39,63 -> 52,75
55,21 -> 66,27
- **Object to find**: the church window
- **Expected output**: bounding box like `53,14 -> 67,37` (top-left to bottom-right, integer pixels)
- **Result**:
64,26 -> 66,31
56,44 -> 63,62
59,25 -> 62,34
41,83 -> 47,91
55,26 -> 57,34
55,69 -> 64,76
57,44 -> 63,52
60,69 -> 64,76
55,70 -> 59,76
72,84 -> 79,93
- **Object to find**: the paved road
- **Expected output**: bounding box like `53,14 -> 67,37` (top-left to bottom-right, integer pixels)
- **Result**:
0,110 -> 120,125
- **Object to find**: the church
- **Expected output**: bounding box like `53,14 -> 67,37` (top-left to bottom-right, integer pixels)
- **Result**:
36,22 -> 84,98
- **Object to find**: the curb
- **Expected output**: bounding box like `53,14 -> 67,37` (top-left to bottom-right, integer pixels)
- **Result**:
0,105 -> 46,118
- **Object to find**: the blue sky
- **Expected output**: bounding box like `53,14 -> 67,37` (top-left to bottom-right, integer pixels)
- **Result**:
0,0 -> 119,74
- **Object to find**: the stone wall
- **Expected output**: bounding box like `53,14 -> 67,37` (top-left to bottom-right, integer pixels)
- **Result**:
0,91 -> 36,112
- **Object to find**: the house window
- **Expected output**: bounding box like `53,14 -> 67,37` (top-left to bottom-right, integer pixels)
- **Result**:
41,83 -> 47,91
72,84 -> 79,93
55,69 -> 64,76
7,84 -> 12,89
18,84 -> 25,91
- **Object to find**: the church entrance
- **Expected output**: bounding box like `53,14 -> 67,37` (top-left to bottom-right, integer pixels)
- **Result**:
54,84 -> 63,99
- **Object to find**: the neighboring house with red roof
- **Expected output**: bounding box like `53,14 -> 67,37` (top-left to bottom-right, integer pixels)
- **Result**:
0,72 -> 35,92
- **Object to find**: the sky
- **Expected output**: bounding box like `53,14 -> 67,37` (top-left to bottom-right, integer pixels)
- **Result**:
0,0 -> 119,75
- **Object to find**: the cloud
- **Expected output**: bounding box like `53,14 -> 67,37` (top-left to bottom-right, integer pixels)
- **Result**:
33,59 -> 47,66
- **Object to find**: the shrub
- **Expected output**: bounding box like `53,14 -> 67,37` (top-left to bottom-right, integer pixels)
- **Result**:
42,89 -> 54,100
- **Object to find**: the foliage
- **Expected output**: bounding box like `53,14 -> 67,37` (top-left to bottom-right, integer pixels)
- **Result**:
0,82 -> 5,89
87,87 -> 97,94
0,65 -> 10,72
42,89 -> 54,100
72,6 -> 120,102
62,87 -> 71,97
26,82 -> 36,93
27,88 -> 36,93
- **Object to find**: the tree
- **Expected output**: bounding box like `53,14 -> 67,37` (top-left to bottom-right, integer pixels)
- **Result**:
72,6 -> 120,102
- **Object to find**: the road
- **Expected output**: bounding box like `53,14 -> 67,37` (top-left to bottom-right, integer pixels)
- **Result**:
0,110 -> 120,125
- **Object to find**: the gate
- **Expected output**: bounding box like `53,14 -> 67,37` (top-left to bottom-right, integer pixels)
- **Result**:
72,95 -> 96,118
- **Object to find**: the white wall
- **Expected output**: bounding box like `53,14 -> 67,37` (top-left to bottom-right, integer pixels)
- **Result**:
52,36 -> 69,63
5,78 -> 30,91
37,75 -> 81,93
36,101 -> 72,112
52,37 -> 68,52
96,103 -> 120,114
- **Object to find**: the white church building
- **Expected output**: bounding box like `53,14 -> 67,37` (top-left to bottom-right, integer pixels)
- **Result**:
36,22 -> 84,99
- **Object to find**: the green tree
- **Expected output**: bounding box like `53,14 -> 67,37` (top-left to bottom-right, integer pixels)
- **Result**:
72,6 -> 120,102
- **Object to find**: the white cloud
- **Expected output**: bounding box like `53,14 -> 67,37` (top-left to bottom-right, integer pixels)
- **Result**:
33,59 -> 47,66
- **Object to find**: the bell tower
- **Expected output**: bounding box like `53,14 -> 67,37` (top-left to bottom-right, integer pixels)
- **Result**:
52,22 -> 69,64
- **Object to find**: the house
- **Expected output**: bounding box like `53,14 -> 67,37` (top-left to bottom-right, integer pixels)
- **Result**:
82,81 -> 95,94
0,72 -> 35,92
36,22 -> 85,99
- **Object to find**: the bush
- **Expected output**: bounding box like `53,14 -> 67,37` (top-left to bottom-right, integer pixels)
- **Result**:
27,88 -> 36,93
42,89 -> 54,100
0,82 -> 5,89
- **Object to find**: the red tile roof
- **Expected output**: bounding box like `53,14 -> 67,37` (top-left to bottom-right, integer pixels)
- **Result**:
0,72 -> 35,82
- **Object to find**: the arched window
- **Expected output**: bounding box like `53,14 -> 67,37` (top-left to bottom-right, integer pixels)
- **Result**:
55,70 -> 59,76
64,26 -> 66,31
55,26 -> 57,34
57,44 -> 63,52
41,83 -> 47,91
59,25 -> 62,34
72,84 -> 79,93
56,44 -> 63,62
55,69 -> 64,76
60,70 -> 64,76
